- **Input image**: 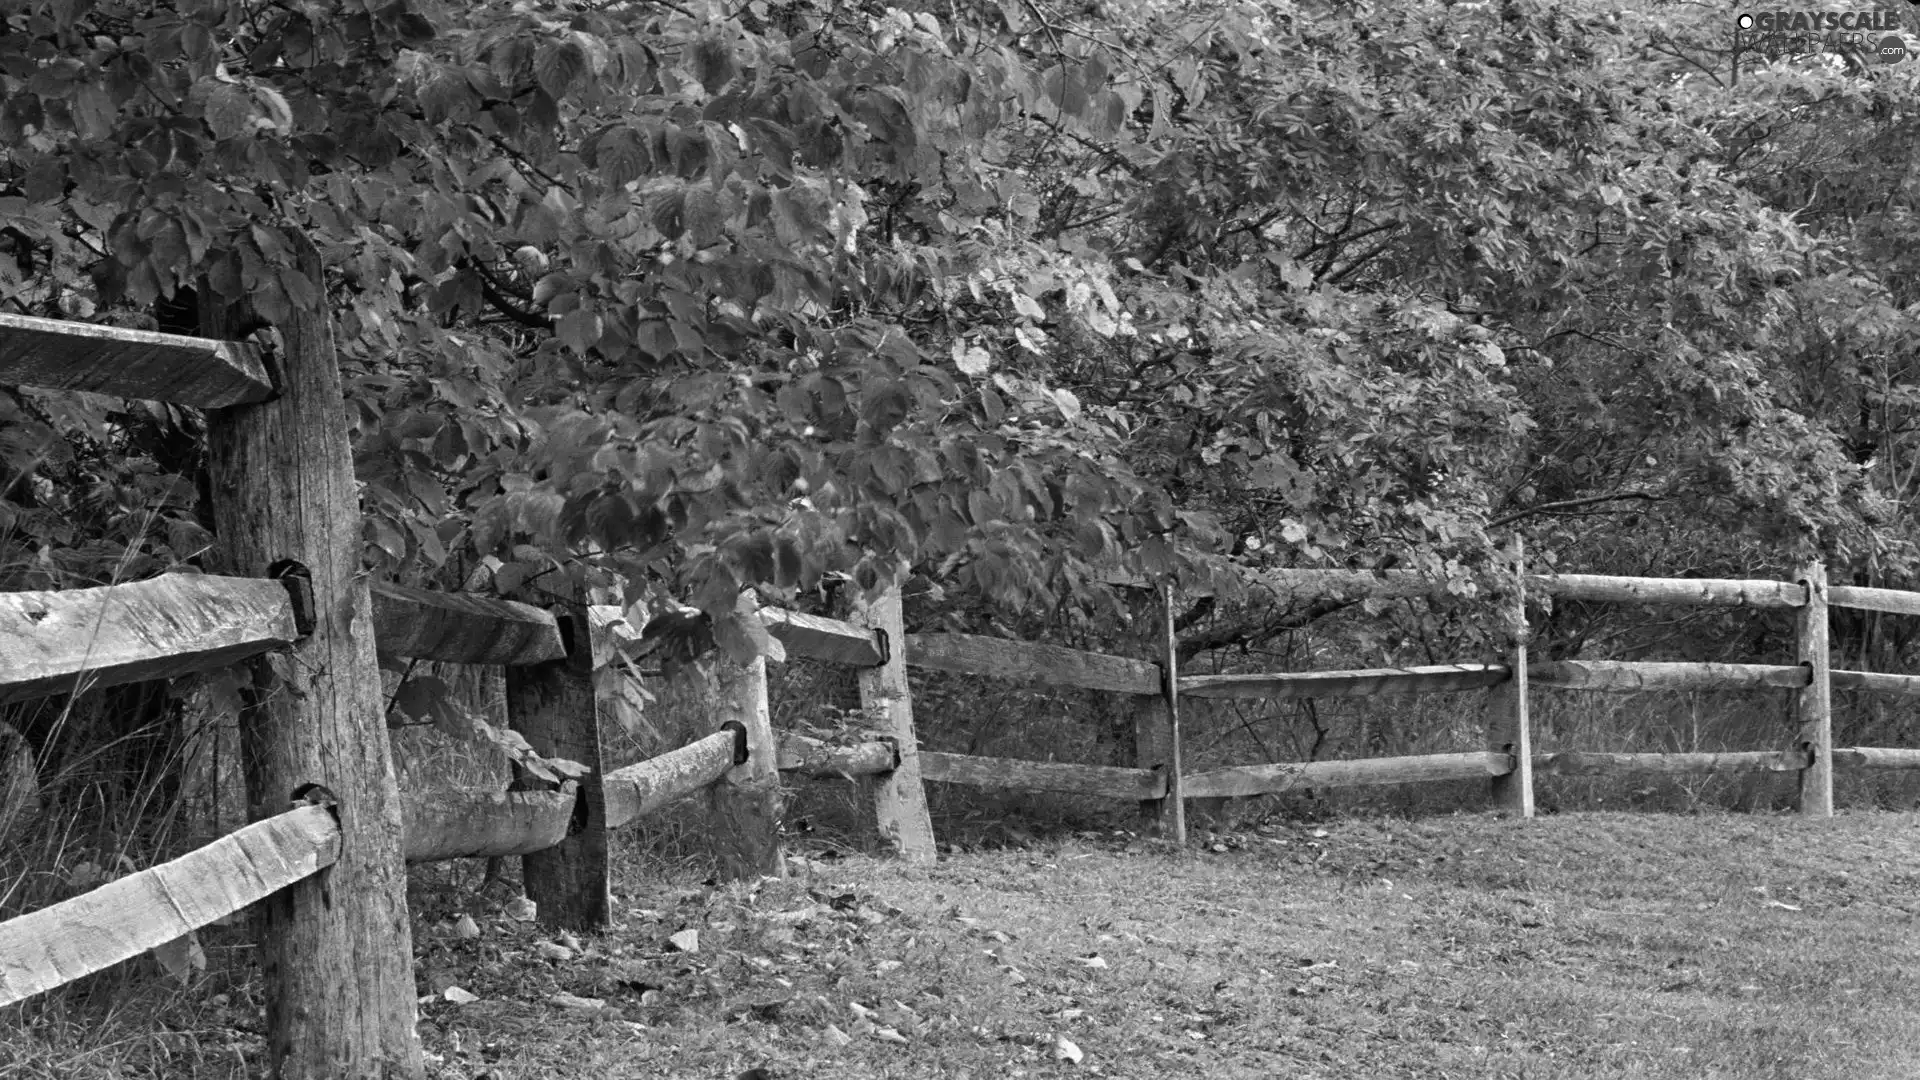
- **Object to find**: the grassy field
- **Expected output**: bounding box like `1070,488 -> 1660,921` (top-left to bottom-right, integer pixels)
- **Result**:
8,808 -> 1920,1078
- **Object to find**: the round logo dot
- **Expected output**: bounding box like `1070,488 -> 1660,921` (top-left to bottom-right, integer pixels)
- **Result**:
1880,34 -> 1910,62
1737,13 -> 1755,29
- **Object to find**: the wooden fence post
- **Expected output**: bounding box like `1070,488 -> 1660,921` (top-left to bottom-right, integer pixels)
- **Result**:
1488,536 -> 1535,817
200,235 -> 423,1078
849,574 -> 936,862
1796,560 -> 1833,816
1162,581 -> 1187,845
1132,692 -> 1171,833
708,650 -> 784,880
1129,586 -> 1174,833
506,595 -> 612,929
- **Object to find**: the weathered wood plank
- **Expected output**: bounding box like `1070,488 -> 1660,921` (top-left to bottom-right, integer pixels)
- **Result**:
1161,581 -> 1186,843
851,579 -> 937,862
200,233 -> 421,1078
602,730 -> 740,830
1829,670 -> 1920,695
1534,750 -> 1807,776
0,311 -> 274,408
506,600 -> 610,931
1180,663 -> 1511,701
0,804 -> 338,1008
905,632 -> 1163,695
1184,751 -> 1512,799
759,608 -> 884,667
1134,668 -> 1173,832
1488,536 -> 1534,816
1529,660 -> 1807,692
1833,747 -> 1920,769
1828,585 -> 1920,617
369,580 -> 565,666
0,575 -> 297,706
776,733 -> 896,777
919,752 -> 1167,800
1528,573 -> 1805,608
1797,562 -> 1833,816
708,654 -> 784,880
402,786 -> 576,863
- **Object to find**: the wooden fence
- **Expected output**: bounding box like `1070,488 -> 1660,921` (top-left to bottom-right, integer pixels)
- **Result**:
8,302 -> 1920,1074
0,297 -> 906,1074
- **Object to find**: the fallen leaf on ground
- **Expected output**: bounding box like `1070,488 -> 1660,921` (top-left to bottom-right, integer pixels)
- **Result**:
1054,1033 -> 1084,1063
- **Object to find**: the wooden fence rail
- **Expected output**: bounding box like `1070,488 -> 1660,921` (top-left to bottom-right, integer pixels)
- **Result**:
1183,752 -> 1515,799
1179,664 -> 1507,700
402,787 -> 577,863
0,575 -> 301,705
0,804 -> 338,1009
0,311 -> 274,407
1828,585 -> 1920,617
1534,750 -> 1807,777
776,734 -> 896,777
1528,660 -> 1809,692
918,752 -> 1166,800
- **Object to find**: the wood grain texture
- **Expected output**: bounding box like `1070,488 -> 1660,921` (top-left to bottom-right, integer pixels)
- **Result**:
1797,562 -> 1833,816
505,600 -> 610,931
1180,663 -> 1511,700
850,579 -> 937,862
919,752 -> 1167,799
368,580 -> 565,665
1132,688 -> 1172,830
0,311 -> 274,407
0,575 -> 297,705
602,731 -> 739,829
1162,581 -> 1186,843
758,608 -> 884,666
1529,660 -> 1807,692
708,655 -> 784,880
1487,538 -> 1533,816
1828,585 -> 1920,617
1832,747 -> 1920,769
200,235 -> 422,1080
0,804 -> 338,1008
1828,670 -> 1920,695
1534,750 -> 1807,776
904,633 -> 1162,695
401,786 -> 576,863
1183,752 -> 1512,799
775,733 -> 895,777
1528,573 -> 1805,608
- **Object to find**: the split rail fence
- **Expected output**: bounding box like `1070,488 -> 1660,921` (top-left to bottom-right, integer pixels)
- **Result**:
7,299 -> 1920,1075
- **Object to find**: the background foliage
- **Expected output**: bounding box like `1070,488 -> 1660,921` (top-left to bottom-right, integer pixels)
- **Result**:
6,0 -> 1920,804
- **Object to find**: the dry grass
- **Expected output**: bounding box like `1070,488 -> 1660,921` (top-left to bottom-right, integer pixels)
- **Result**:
9,807 -> 1920,1079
